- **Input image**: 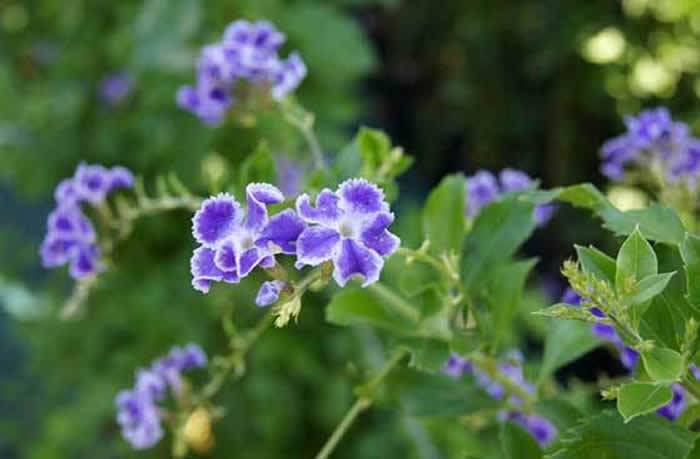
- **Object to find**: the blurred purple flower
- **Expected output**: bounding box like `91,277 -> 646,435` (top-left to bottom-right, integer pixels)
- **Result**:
99,73 -> 132,106
177,20 -> 306,125
255,280 -> 286,307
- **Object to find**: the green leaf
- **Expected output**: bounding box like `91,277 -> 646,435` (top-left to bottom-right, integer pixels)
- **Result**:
641,245 -> 700,351
549,411 -> 696,459
482,259 -> 537,350
500,422 -> 542,459
398,263 -> 440,297
641,347 -> 684,383
616,228 -> 658,292
399,338 -> 451,372
462,197 -> 536,289
575,245 -> 616,285
538,320 -> 599,383
681,233 -> 700,308
325,288 -> 418,335
422,174 -> 466,255
555,184 -> 686,245
617,383 -> 673,422
393,370 -> 499,417
237,142 -> 276,189
630,272 -> 676,305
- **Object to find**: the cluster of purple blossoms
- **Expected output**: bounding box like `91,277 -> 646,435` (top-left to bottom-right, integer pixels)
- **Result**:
466,169 -> 556,227
561,288 -> 639,370
190,179 -> 400,297
601,107 -> 700,183
115,344 -> 207,449
40,163 -> 134,279
98,73 -> 133,106
177,20 -> 307,125
442,351 -> 557,447
561,288 -> 696,421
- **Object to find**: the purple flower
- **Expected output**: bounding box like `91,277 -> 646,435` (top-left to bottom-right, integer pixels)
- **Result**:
98,73 -> 132,106
561,287 -> 582,306
442,353 -> 472,378
115,390 -> 163,450
116,344 -> 207,450
190,184 -> 304,293
504,412 -> 558,447
295,179 -> 400,287
466,170 -> 499,217
466,169 -> 555,226
177,19 -> 306,125
657,383 -> 686,421
275,157 -> 306,198
255,280 -> 286,307
601,107 -> 700,182
40,163 -> 134,280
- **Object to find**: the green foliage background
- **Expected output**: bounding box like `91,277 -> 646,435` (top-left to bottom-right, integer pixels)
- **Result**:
2,0 -> 700,458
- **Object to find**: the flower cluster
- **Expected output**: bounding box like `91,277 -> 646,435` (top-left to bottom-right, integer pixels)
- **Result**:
40,163 -> 134,279
561,288 -> 639,370
190,179 -> 400,296
115,344 -> 207,449
561,288 -> 695,421
177,20 -> 307,125
601,107 -> 700,183
442,351 -> 557,447
466,169 -> 555,227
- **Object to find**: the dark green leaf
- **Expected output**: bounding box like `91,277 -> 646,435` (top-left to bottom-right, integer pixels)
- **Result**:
325,288 -> 418,335
630,272 -> 675,305
399,338 -> 451,372
681,233 -> 700,308
422,174 -> 466,255
538,320 -> 599,383
500,422 -> 543,459
617,383 -> 672,422
616,228 -> 657,291
394,370 -> 499,417
549,411 -> 695,459
555,184 -> 685,245
642,347 -> 684,383
575,245 -> 616,285
462,197 -> 536,289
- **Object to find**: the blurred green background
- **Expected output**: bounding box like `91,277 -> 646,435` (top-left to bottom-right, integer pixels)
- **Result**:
2,0 -> 700,457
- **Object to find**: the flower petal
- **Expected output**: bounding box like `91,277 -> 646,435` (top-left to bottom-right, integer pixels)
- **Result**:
296,189 -> 341,224
296,226 -> 340,267
332,238 -> 383,287
255,280 -> 286,307
257,209 -> 305,254
192,193 -> 240,248
214,240 -> 237,272
237,247 -> 266,277
69,244 -> 101,279
337,178 -> 388,214
190,246 -> 225,293
360,212 -> 400,257
245,183 -> 284,231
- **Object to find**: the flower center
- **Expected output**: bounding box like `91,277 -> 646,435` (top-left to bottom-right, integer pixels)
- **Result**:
339,222 -> 355,239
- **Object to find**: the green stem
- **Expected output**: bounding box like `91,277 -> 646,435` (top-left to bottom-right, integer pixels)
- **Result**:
197,310 -> 276,402
367,283 -> 420,324
280,101 -> 325,169
682,374 -> 700,401
315,349 -> 408,459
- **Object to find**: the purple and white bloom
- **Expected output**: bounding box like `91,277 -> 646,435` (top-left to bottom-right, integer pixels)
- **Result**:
177,19 -> 307,125
466,169 -> 555,226
190,184 -> 304,293
601,107 -> 700,183
115,390 -> 163,450
256,280 -> 286,307
98,73 -> 132,106
116,344 -> 207,450
295,179 -> 400,287
40,163 -> 134,280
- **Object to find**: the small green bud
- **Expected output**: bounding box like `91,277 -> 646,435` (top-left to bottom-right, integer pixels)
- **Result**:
601,386 -> 620,400
273,296 -> 302,328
